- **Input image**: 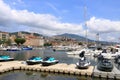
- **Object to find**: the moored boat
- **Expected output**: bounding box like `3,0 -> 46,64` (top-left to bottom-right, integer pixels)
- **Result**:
0,55 -> 14,62
6,46 -> 21,51
97,58 -> 113,72
67,48 -> 92,55
41,57 -> 59,66
22,46 -> 33,50
76,51 -> 91,69
26,56 -> 43,65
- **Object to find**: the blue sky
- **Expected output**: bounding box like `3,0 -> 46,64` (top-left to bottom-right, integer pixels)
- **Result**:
1,0 -> 120,42
4,0 -> 120,23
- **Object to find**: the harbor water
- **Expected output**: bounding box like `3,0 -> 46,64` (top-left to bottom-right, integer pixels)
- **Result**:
0,48 -> 97,65
0,48 -> 119,80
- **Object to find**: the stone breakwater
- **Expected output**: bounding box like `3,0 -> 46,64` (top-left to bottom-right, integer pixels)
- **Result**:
0,61 -> 120,79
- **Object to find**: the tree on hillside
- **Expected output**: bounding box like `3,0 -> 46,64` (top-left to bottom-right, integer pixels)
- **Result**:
14,38 -> 26,45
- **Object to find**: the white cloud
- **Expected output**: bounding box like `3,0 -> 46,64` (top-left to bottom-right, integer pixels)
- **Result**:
0,0 -> 84,35
86,17 -> 120,42
0,0 -> 120,42
87,17 -> 120,33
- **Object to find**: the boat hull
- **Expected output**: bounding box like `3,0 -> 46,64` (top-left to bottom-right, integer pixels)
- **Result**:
7,49 -> 20,51
22,48 -> 32,50
76,62 -> 90,69
0,58 -> 14,62
26,61 -> 41,65
41,60 -> 59,66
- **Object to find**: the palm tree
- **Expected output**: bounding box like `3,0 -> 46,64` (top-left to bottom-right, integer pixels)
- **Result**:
14,38 -> 26,46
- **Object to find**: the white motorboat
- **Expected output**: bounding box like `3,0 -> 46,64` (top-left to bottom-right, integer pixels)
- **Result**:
66,48 -> 93,55
7,46 -> 21,51
100,49 -> 118,59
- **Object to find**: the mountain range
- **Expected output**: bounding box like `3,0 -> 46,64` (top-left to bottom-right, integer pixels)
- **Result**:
56,33 -> 92,42
9,31 -> 118,44
55,33 -> 118,45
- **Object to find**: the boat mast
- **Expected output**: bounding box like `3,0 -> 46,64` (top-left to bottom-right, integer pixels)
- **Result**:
96,33 -> 99,47
84,6 -> 88,47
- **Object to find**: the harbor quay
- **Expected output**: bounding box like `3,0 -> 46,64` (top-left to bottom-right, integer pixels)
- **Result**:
0,61 -> 120,79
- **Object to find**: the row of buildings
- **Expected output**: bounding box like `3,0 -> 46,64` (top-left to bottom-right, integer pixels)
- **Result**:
0,31 -> 83,47
48,36 -> 79,46
0,31 -> 44,47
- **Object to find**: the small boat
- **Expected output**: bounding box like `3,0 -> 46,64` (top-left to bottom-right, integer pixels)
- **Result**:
97,58 -> 113,72
41,57 -> 59,66
7,46 -> 21,51
26,56 -> 43,65
0,55 -> 14,62
52,46 -> 72,52
22,46 -> 33,50
76,51 -> 91,69
100,48 -> 118,59
67,48 -> 92,55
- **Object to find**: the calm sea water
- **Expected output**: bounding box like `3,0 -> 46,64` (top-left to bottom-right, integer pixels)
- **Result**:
0,48 -> 97,65
0,70 -> 107,80
0,48 -> 119,80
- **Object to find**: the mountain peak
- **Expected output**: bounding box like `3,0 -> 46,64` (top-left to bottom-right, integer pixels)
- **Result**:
55,33 -> 90,41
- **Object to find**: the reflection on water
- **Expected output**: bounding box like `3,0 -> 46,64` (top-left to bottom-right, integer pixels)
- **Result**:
0,70 -> 115,80
0,71 -> 107,80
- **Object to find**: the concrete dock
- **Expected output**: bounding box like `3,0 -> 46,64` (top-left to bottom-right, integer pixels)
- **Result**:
0,61 -> 120,79
0,61 -> 93,76
93,66 -> 120,79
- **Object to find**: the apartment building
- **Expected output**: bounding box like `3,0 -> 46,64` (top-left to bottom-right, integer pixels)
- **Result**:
0,31 -> 9,40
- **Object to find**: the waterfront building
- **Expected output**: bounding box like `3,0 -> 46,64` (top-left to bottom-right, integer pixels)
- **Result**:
9,35 -> 16,43
24,37 -> 44,47
0,31 -> 9,40
17,32 -> 44,47
9,31 -> 44,47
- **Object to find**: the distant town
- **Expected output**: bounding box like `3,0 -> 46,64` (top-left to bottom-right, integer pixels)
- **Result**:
0,31 -> 117,47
